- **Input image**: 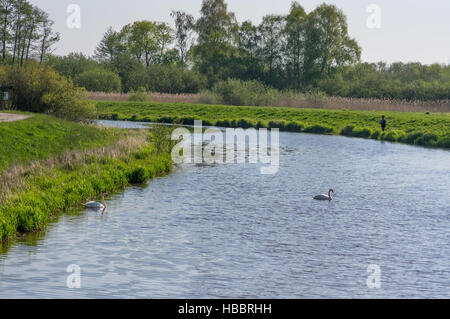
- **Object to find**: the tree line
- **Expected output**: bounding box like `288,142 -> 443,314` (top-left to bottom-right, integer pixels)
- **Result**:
2,0 -> 448,101
91,0 -> 361,91
0,0 -> 59,65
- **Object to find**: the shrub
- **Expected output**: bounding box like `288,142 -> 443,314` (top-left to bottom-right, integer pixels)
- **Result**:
341,125 -> 355,136
75,69 -> 122,93
353,127 -> 373,138
197,91 -> 221,104
414,133 -> 438,146
128,87 -> 150,102
128,166 -> 149,184
126,64 -> 207,94
0,62 -> 95,120
268,121 -> 286,130
381,131 -> 400,142
371,131 -> 381,140
304,125 -> 334,134
285,121 -> 304,132
436,136 -> 450,148
212,79 -> 278,106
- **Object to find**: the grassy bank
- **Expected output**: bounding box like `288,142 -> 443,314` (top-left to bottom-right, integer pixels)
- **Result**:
0,113 -> 124,172
0,114 -> 173,241
95,101 -> 450,149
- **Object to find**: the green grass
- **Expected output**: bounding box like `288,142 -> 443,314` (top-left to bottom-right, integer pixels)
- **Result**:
0,112 -> 124,173
0,114 -> 174,241
95,101 -> 450,149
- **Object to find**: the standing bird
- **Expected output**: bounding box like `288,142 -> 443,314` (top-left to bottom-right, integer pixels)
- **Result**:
84,193 -> 108,212
314,189 -> 334,201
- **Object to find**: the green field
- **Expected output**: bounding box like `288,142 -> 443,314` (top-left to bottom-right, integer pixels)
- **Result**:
95,101 -> 450,149
0,114 -> 173,241
0,113 -> 125,172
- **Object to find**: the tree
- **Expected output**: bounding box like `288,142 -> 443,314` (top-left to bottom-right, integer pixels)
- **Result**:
0,0 -> 14,61
170,10 -> 194,68
94,26 -> 124,63
75,68 -> 122,93
258,14 -> 285,87
0,0 -> 59,65
195,0 -> 238,46
47,52 -> 99,79
284,2 -> 307,89
154,22 -> 173,64
38,11 -> 59,63
192,0 -> 239,84
303,4 -> 361,84
121,21 -> 174,67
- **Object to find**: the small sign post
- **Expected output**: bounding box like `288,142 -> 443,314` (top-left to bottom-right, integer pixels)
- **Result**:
0,85 -> 13,109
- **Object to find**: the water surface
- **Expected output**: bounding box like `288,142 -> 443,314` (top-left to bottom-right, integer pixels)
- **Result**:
1,122 -> 449,298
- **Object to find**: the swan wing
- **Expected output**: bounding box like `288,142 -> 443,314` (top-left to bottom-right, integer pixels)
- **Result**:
313,194 -> 329,200
85,201 -> 104,208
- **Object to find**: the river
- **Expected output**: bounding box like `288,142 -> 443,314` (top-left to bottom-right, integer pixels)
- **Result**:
0,121 -> 449,298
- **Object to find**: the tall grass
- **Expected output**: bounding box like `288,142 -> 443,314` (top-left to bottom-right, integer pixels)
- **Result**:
87,91 -> 450,113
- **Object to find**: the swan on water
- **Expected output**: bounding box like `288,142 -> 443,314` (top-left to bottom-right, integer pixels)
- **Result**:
84,193 -> 107,211
314,189 -> 334,201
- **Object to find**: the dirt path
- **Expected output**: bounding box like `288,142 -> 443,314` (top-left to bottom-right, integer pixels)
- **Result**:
0,113 -> 31,123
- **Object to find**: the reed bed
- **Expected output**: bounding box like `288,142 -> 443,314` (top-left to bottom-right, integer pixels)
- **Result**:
87,92 -> 199,104
86,91 -> 450,113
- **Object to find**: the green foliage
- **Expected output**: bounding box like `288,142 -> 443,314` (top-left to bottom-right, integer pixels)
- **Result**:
318,62 -> 450,101
126,64 -> 207,94
211,79 -> 278,106
47,53 -> 100,79
127,166 -> 150,184
0,63 -> 95,120
75,69 -> 122,93
128,87 -> 150,102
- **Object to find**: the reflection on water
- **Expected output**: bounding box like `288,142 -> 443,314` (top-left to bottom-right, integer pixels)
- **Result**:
0,122 -> 449,298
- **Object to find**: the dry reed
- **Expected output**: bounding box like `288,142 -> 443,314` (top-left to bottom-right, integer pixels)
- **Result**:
86,92 -> 450,113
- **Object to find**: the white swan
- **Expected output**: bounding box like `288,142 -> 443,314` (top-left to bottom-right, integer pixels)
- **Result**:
84,193 -> 107,211
314,189 -> 334,201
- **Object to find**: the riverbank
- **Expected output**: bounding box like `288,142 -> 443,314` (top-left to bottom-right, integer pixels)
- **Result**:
95,101 -> 450,149
0,114 -> 173,241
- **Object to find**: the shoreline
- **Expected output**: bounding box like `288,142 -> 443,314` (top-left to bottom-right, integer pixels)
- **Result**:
95,101 -> 450,150
0,115 -> 174,242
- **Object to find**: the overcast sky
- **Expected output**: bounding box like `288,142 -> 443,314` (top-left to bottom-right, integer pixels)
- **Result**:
29,0 -> 450,65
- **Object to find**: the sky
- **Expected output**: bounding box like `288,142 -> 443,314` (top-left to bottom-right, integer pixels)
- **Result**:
29,0 -> 450,65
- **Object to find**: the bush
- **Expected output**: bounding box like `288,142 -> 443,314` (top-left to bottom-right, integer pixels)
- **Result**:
304,125 -> 334,134
341,125 -> 355,136
212,79 -> 278,106
126,64 -> 207,94
197,91 -> 221,104
128,166 -> 149,184
128,87 -> 150,102
436,136 -> 450,148
75,69 -> 122,93
0,62 -> 95,120
353,127 -> 373,138
285,121 -> 304,132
